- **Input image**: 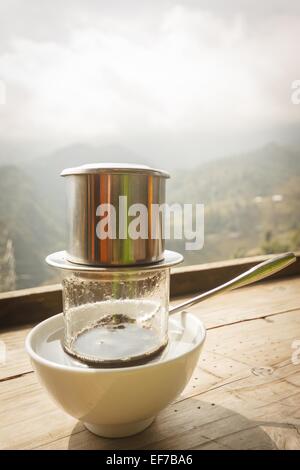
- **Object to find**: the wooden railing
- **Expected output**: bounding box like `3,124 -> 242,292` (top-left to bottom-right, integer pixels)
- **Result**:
0,252 -> 299,328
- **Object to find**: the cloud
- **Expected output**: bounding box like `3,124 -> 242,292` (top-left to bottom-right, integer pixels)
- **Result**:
0,3 -> 299,148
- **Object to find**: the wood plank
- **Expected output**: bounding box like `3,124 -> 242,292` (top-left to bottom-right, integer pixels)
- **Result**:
0,308 -> 299,449
0,252 -> 299,327
0,284 -> 62,328
170,251 -> 300,297
1,358 -> 299,450
174,275 -> 300,329
1,276 -> 300,382
36,364 -> 300,450
0,325 -> 32,381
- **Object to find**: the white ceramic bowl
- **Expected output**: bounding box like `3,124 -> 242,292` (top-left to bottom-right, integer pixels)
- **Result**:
25,312 -> 206,438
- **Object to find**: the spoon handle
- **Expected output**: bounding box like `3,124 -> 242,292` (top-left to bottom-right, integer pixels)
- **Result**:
169,252 -> 296,315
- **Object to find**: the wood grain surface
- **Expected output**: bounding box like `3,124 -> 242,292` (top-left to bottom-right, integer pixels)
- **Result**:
0,276 -> 299,450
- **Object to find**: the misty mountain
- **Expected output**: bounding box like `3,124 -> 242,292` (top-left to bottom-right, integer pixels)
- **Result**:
0,142 -> 299,291
0,165 -> 65,288
21,143 -> 143,225
167,143 -> 300,263
168,143 -> 300,204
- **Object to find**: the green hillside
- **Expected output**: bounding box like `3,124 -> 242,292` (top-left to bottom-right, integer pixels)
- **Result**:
0,142 -> 299,291
0,166 -> 64,288
167,143 -> 300,264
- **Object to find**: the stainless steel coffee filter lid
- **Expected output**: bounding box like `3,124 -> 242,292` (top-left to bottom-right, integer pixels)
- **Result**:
61,163 -> 170,178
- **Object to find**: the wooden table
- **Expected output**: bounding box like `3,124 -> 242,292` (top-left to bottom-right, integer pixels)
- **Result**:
1,275 -> 300,450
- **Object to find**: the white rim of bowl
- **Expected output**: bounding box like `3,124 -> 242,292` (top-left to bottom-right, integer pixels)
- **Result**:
25,312 -> 206,374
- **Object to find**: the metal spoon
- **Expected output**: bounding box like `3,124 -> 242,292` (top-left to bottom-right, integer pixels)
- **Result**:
169,252 -> 296,315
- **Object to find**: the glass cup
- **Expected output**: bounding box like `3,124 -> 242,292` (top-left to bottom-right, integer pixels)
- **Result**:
61,267 -> 170,367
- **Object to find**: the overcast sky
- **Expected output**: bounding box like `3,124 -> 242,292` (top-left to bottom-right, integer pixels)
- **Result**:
0,1 -> 299,165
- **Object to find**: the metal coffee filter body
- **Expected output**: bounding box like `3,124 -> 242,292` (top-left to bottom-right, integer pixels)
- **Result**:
61,163 -> 169,267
